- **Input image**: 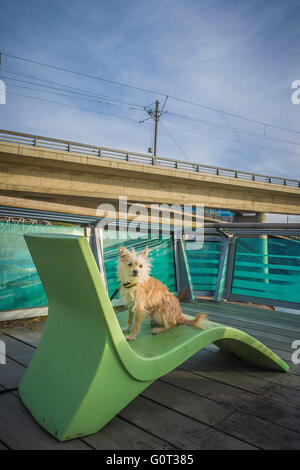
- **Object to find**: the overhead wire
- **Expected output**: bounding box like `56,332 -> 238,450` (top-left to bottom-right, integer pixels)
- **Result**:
3,52 -> 300,163
3,52 -> 300,137
165,111 -> 300,148
1,71 -> 145,109
7,91 -> 144,123
159,120 -> 191,162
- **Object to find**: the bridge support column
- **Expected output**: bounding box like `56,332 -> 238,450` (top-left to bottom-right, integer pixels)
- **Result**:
233,212 -> 266,224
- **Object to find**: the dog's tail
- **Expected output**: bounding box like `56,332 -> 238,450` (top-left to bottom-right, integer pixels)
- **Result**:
180,313 -> 207,329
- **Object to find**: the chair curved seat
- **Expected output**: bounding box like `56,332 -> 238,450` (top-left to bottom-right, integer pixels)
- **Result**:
19,234 -> 289,441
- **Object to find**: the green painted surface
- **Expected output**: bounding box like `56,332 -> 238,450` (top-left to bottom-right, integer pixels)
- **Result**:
232,238 -> 300,303
185,241 -> 221,292
19,234 -> 289,441
0,222 -> 84,312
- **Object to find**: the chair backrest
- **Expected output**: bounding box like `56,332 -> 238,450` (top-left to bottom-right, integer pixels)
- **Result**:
24,234 -> 126,347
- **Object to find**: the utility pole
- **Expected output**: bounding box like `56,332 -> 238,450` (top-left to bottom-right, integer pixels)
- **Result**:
154,100 -> 159,156
141,96 -> 168,156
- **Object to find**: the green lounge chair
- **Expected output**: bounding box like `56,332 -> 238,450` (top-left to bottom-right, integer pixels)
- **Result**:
19,234 -> 289,441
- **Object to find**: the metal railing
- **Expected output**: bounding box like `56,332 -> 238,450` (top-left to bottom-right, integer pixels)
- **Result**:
1,128 -> 299,187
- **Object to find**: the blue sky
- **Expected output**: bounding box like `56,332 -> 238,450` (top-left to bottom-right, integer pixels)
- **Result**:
1,0 -> 300,213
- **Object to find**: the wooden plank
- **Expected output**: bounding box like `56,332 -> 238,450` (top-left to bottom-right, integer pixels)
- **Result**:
142,379 -> 235,426
239,333 -> 294,354
191,348 -> 300,391
0,392 -> 91,450
2,323 -> 45,347
182,305 -> 298,353
206,318 -> 294,352
204,303 -> 300,329
215,410 -> 300,450
263,383 -> 300,409
119,395 -> 257,450
183,301 -> 300,330
83,416 -> 175,450
0,357 -> 25,389
183,304 -> 300,340
183,303 -> 299,338
226,346 -> 300,377
160,369 -> 300,433
202,344 -> 300,377
180,355 -> 276,395
201,343 -> 295,370
207,314 -> 298,343
0,333 -> 35,367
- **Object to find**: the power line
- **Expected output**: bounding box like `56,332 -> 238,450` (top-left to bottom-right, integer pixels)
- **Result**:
2,52 -> 167,98
7,91 -> 143,123
9,84 -> 298,159
5,86 -> 300,161
3,52 -> 300,137
166,111 -> 300,148
3,52 -> 300,165
168,96 -> 300,136
3,78 -> 145,111
2,70 -> 145,108
162,123 -> 300,159
160,120 -> 191,162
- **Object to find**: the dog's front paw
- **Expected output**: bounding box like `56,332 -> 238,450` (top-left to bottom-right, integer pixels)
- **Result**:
151,328 -> 160,335
125,334 -> 136,341
122,326 -> 131,332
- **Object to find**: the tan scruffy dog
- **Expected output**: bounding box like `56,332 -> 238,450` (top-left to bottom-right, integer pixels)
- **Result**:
118,246 -> 207,341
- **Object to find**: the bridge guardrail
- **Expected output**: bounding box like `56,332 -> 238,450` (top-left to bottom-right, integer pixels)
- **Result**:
0,128 -> 299,188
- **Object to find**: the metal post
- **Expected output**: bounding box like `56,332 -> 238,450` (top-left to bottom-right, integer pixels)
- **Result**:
87,225 -> 108,291
175,238 -> 194,302
214,238 -> 230,302
223,237 -> 237,300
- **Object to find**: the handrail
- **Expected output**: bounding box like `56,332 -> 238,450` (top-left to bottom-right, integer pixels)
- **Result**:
0,128 -> 299,188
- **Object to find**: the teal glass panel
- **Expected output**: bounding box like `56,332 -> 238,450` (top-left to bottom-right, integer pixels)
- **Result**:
185,241 -> 221,292
0,222 -> 84,312
232,237 -> 300,303
103,233 -> 176,298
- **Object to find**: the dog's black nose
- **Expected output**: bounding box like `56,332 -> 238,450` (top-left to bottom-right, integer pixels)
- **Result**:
132,270 -> 138,276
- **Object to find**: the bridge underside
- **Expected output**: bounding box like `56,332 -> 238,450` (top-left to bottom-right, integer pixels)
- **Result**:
1,141 -> 300,217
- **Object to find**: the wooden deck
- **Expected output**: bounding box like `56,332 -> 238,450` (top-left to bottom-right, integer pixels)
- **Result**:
0,301 -> 300,450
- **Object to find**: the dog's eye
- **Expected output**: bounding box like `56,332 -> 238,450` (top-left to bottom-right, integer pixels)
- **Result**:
128,263 -> 132,266
140,264 -> 143,268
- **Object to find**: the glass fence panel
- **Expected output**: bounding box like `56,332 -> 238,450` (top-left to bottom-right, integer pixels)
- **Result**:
0,222 -> 84,312
103,233 -> 176,298
232,237 -> 300,304
185,241 -> 221,293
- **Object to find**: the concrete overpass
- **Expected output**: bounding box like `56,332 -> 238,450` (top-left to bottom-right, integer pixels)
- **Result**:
0,129 -> 300,219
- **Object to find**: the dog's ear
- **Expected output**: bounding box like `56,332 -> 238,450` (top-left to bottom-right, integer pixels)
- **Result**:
141,246 -> 150,259
119,246 -> 130,260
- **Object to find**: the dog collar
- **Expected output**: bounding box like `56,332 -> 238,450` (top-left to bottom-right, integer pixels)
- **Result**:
123,282 -> 137,289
